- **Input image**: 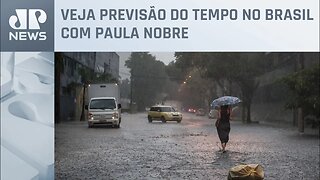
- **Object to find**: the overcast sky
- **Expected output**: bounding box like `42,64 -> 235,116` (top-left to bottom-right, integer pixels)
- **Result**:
117,52 -> 175,80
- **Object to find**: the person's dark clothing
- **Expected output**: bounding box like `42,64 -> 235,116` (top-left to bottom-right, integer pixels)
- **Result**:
216,107 -> 231,143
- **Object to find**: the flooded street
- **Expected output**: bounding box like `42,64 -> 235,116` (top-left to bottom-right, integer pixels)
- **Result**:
55,113 -> 319,179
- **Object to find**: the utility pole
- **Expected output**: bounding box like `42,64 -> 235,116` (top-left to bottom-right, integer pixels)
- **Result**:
297,53 -> 305,133
298,108 -> 304,133
130,74 -> 133,113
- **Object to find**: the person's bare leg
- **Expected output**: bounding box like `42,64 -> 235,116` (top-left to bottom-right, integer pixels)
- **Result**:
221,143 -> 227,153
221,143 -> 226,152
217,142 -> 222,151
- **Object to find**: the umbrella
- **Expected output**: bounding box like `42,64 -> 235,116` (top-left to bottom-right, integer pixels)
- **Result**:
211,96 -> 241,108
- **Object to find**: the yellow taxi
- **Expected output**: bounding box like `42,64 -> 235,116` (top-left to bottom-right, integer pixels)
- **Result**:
148,105 -> 182,123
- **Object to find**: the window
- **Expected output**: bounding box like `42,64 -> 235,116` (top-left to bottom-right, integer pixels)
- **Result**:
160,107 -> 175,112
90,99 -> 116,110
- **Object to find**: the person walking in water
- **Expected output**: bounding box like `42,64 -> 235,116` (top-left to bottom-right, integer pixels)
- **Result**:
216,105 -> 232,153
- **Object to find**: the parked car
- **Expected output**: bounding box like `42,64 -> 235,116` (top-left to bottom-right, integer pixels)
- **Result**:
196,108 -> 206,116
187,108 -> 196,113
148,105 -> 182,123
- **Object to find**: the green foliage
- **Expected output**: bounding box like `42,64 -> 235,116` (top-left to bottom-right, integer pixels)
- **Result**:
94,73 -> 117,83
78,67 -> 117,84
181,68 -> 216,108
281,66 -> 320,117
78,67 -> 95,84
172,52 -> 271,123
126,52 -> 169,111
165,61 -> 185,83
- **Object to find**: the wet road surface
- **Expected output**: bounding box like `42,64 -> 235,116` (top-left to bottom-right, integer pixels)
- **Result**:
55,113 -> 319,179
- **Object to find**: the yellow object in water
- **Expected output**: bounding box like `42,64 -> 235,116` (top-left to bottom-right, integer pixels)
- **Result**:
228,164 -> 264,180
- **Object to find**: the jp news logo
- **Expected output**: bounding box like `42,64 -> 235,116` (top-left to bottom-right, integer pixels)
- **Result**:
9,9 -> 47,40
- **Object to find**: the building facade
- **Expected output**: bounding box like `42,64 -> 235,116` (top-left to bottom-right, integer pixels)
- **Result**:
56,52 -> 120,122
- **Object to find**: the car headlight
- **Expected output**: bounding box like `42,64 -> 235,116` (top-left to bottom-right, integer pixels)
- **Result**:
112,112 -> 119,119
88,113 -> 93,120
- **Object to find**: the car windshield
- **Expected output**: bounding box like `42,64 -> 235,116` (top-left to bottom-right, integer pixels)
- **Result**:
160,107 -> 176,112
90,99 -> 116,109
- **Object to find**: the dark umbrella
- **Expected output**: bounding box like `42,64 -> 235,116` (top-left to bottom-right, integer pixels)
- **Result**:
211,96 -> 241,108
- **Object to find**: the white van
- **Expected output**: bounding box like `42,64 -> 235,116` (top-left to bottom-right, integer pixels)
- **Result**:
86,97 -> 121,128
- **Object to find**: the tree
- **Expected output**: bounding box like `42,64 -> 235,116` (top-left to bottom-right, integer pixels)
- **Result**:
125,52 -> 169,111
281,65 -> 320,120
173,52 -> 269,123
229,53 -> 267,123
164,61 -> 186,100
